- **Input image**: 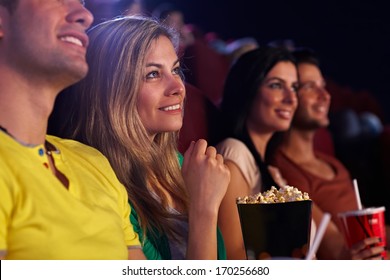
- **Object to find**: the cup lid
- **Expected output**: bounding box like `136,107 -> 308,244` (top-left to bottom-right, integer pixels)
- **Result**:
337,206 -> 386,217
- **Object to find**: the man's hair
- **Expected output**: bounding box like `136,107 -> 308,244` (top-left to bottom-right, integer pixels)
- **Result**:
292,47 -> 320,67
0,0 -> 18,12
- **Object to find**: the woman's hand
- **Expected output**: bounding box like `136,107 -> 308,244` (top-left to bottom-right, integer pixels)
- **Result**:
182,139 -> 230,259
182,139 -> 230,215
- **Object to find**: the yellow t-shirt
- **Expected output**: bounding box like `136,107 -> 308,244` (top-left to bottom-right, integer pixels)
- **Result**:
0,133 -> 140,259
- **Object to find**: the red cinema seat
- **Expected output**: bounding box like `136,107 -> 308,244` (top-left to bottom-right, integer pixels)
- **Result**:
178,83 -> 219,154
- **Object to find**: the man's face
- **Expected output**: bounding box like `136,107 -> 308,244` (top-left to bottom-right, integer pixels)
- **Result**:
0,0 -> 93,88
293,63 -> 331,130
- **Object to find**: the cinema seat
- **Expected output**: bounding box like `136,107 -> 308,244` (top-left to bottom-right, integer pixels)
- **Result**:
178,83 -> 219,153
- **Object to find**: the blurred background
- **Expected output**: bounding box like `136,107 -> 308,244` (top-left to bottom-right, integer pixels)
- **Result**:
85,0 -> 390,216
87,0 -> 390,122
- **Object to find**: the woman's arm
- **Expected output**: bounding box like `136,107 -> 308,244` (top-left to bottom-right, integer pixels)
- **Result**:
218,160 -> 251,260
182,140 -> 230,259
128,248 -> 146,260
312,204 -> 346,259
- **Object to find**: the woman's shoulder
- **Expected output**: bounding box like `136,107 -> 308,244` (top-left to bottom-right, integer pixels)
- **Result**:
216,138 -> 254,163
216,137 -> 260,191
216,137 -> 249,153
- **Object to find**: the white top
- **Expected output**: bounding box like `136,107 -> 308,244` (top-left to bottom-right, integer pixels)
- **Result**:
216,138 -> 262,194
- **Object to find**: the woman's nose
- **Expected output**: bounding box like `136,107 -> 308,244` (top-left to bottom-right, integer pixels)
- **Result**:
283,87 -> 298,105
166,75 -> 185,98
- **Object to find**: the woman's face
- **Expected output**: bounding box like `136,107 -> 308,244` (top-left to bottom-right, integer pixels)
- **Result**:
247,61 -> 298,134
137,35 -> 185,138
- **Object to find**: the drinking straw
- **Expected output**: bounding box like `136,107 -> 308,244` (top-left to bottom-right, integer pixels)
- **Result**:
305,213 -> 331,260
353,179 -> 363,210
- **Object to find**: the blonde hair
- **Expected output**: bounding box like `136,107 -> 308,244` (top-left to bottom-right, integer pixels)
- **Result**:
52,16 -> 187,239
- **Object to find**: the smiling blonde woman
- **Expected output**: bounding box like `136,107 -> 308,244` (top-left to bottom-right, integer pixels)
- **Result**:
49,16 -> 230,260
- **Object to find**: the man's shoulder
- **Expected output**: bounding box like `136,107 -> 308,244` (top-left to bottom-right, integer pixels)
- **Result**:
315,150 -> 346,167
270,148 -> 294,165
46,135 -> 113,171
46,135 -> 125,194
47,135 -> 104,158
315,151 -> 352,177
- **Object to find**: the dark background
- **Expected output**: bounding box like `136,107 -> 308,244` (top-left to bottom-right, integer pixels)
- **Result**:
169,0 -> 390,123
90,0 -> 390,123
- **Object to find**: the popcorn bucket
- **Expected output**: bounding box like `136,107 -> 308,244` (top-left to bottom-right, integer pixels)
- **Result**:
237,200 -> 312,259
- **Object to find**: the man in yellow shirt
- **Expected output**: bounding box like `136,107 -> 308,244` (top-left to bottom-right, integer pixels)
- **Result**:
0,0 -> 145,259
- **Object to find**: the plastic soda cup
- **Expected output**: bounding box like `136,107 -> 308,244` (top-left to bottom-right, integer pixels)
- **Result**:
338,206 -> 386,259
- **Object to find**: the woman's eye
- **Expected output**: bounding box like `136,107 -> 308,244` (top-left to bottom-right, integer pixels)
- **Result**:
269,82 -> 283,89
146,71 -> 159,79
173,67 -> 184,80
